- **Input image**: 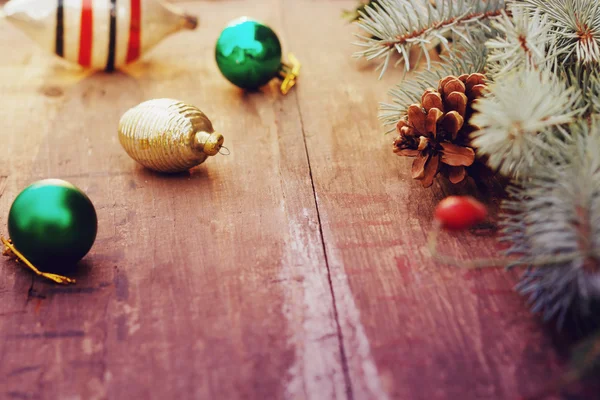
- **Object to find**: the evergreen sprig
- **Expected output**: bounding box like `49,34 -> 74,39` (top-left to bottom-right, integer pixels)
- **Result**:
471,67 -> 582,177
523,0 -> 600,65
485,5 -> 552,78
562,64 -> 600,116
501,122 -> 600,327
353,0 -> 505,76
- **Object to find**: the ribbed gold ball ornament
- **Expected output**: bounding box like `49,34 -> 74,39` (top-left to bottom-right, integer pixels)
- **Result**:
118,99 -> 225,173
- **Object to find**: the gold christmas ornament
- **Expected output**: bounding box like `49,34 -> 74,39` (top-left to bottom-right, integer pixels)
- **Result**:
2,0 -> 198,71
118,99 -> 225,173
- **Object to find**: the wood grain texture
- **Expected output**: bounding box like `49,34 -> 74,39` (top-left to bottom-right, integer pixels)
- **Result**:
0,2 -> 345,399
0,1 -> 597,399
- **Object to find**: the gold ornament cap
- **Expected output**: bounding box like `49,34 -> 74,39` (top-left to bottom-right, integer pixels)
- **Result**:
118,99 -> 225,173
196,131 -> 224,156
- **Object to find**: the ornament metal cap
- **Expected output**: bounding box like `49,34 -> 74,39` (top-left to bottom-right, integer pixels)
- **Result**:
278,53 -> 301,95
196,131 -> 224,156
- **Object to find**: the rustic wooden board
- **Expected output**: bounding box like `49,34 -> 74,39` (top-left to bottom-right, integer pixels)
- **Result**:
0,2 -> 346,399
0,1 -> 597,399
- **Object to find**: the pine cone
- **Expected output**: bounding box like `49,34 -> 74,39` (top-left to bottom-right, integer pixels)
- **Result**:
393,73 -> 487,187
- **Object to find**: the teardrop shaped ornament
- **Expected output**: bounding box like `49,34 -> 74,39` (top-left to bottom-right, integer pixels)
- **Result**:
3,0 -> 198,71
118,99 -> 225,173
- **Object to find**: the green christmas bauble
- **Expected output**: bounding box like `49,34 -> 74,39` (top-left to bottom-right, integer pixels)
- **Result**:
215,17 -> 283,90
8,179 -> 97,272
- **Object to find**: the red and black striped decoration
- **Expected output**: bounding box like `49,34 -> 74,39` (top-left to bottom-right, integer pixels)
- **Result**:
53,0 -> 143,71
8,0 -> 196,71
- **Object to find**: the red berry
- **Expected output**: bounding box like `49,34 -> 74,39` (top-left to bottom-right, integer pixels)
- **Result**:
434,196 -> 488,231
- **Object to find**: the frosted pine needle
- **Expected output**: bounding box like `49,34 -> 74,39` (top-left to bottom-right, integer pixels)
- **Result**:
501,123 -> 600,327
562,65 -> 600,115
523,0 -> 600,65
471,68 -> 582,177
485,6 -> 551,78
353,0 -> 505,76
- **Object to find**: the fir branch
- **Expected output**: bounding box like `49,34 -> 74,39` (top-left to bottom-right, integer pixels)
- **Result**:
485,5 -> 552,79
523,0 -> 600,65
500,122 -> 600,328
470,67 -> 582,177
353,0 -> 506,76
379,42 -> 488,130
562,64 -> 600,116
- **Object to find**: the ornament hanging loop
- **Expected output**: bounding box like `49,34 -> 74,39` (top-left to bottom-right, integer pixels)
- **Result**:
219,146 -> 231,156
279,53 -> 301,95
1,236 -> 76,285
195,131 -> 224,156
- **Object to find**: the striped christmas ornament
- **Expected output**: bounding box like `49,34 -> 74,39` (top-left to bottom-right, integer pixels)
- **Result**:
3,0 -> 198,71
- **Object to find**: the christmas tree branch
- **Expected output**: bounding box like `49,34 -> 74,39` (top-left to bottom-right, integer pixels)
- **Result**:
499,121 -> 600,327
471,67 -> 583,177
485,5 -> 552,79
522,0 -> 600,65
563,65 -> 600,116
353,0 -> 506,76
